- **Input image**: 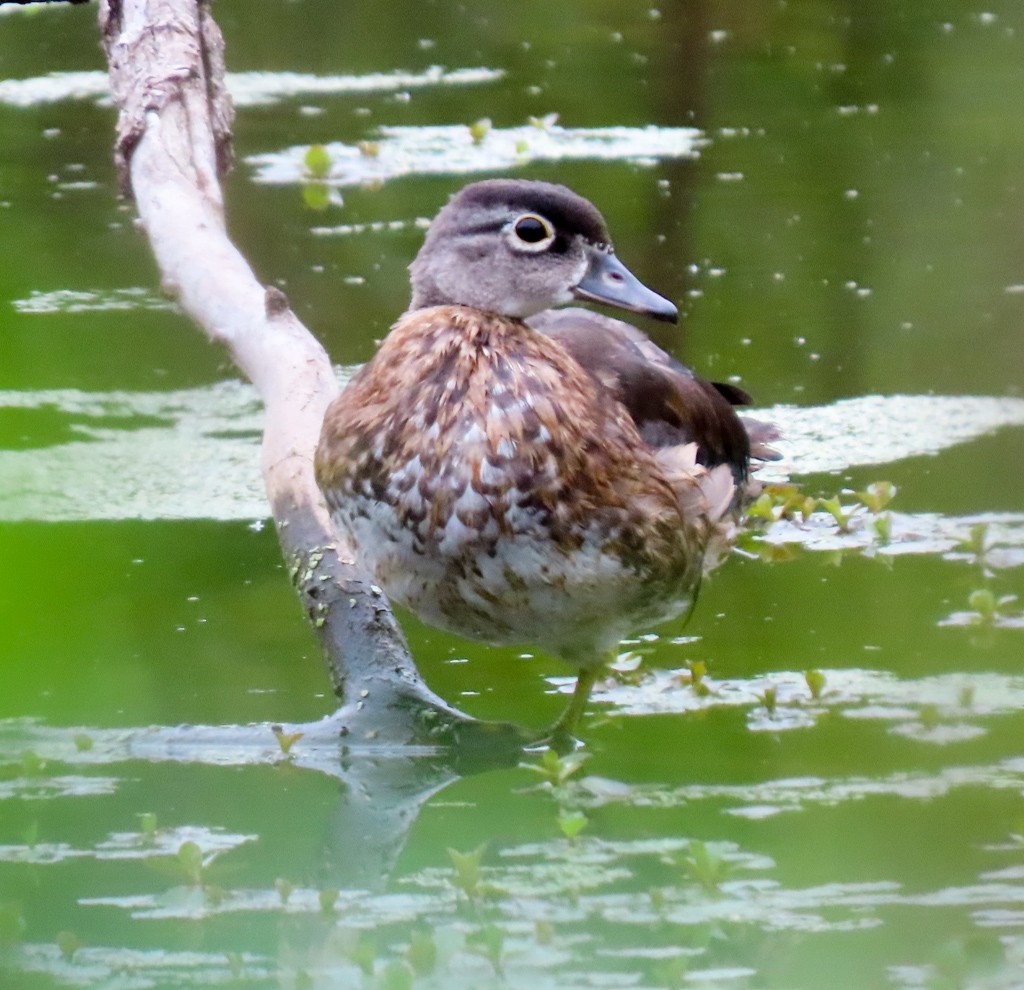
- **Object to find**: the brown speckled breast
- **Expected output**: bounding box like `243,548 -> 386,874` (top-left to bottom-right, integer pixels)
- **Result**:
315,305 -> 707,664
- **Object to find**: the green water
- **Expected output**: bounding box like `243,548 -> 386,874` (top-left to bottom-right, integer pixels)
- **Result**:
2,1 -> 1023,987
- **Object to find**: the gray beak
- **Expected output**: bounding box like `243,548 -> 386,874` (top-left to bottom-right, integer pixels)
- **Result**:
572,247 -> 678,324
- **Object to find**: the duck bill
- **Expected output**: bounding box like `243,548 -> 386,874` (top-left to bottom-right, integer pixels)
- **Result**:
571,248 -> 678,323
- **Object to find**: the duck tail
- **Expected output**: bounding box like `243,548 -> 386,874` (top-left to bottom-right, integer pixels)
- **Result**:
655,444 -> 742,575
655,443 -> 736,523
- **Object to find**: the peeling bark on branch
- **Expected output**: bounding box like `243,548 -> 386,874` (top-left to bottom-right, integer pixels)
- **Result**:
98,0 -> 487,745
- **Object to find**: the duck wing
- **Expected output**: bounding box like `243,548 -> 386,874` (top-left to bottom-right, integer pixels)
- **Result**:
527,308 -> 776,483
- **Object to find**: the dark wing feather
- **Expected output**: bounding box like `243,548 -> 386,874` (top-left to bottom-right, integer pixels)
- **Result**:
527,308 -> 762,482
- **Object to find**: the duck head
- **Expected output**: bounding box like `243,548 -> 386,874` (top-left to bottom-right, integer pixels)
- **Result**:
408,179 -> 678,323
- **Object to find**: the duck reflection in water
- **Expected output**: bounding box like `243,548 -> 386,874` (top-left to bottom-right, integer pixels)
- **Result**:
316,179 -> 776,737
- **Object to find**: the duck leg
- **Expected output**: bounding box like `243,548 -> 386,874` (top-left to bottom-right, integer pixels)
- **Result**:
549,664 -> 604,737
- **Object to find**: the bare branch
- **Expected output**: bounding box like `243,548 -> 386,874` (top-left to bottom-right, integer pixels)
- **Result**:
97,0 -> 480,743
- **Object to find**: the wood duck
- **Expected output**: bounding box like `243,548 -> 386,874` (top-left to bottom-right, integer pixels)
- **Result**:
315,179 -> 771,736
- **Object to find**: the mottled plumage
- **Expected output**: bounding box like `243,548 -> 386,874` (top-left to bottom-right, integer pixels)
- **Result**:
315,179 -> 768,733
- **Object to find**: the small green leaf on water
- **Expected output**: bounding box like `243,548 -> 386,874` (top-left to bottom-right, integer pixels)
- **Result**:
357,140 -> 380,157
225,951 -> 244,978
919,703 -> 942,730
348,933 -> 377,976
177,841 -> 205,886
73,733 -> 93,752
557,810 -> 589,840
301,182 -> 331,211
805,669 -> 826,700
745,491 -> 779,522
275,877 -> 295,905
467,924 -> 505,976
676,839 -> 732,892
318,888 -> 339,915
304,143 -> 331,178
20,751 -> 44,777
856,481 -> 896,513
447,842 -> 487,898
520,748 -> 590,787
56,930 -> 82,961
818,495 -> 854,531
469,117 -> 492,143
378,960 -> 414,990
272,725 -> 303,756
873,512 -> 892,544
760,685 -> 777,715
528,112 -> 558,129
686,659 -> 710,696
956,522 -> 990,558
968,588 -> 998,623
515,138 -> 530,155
204,884 -> 227,908
797,494 -> 818,520
138,812 -> 158,838
761,483 -> 814,522
406,926 -> 437,976
752,540 -> 800,563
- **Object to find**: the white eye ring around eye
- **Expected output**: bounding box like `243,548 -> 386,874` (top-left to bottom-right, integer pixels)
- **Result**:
509,213 -> 556,251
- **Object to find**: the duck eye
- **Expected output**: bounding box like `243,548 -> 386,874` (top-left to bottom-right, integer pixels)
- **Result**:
512,214 -> 555,246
